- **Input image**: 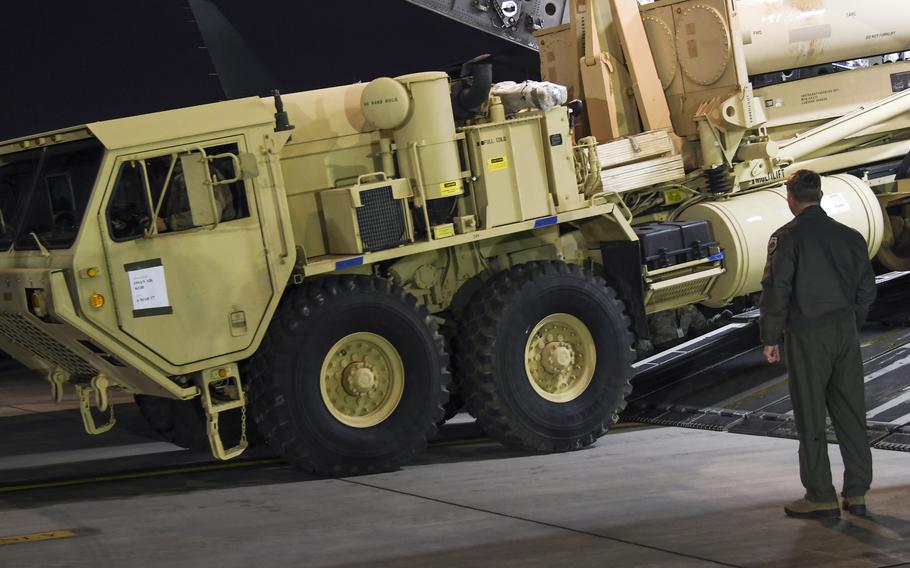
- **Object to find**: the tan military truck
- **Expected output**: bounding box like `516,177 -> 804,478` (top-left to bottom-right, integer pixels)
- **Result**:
0,68 -> 645,474
0,0 -> 907,475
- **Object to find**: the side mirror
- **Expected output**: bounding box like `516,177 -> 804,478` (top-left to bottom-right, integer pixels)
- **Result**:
179,152 -> 218,227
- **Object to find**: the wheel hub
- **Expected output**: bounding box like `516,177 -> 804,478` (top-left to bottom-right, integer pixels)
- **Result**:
525,313 -> 596,403
342,363 -> 377,396
320,332 -> 405,428
541,341 -> 575,374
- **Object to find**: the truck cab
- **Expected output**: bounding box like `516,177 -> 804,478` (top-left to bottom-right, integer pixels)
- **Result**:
0,98 -> 294,446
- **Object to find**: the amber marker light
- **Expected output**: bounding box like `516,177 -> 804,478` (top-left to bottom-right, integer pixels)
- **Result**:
86,267 -> 99,278
89,293 -> 105,309
30,290 -> 47,318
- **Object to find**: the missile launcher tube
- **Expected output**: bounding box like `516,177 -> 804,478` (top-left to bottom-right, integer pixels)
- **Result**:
737,0 -> 910,74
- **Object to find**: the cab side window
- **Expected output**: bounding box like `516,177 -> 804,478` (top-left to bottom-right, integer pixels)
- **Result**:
107,143 -> 250,241
108,161 -> 152,240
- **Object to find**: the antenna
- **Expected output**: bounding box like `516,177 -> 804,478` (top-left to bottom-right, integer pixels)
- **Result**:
272,90 -> 295,133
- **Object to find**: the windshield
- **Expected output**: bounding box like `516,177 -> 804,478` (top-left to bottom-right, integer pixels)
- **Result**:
0,138 -> 104,251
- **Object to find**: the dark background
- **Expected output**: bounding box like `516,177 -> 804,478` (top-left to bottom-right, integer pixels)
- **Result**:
0,1 -> 540,140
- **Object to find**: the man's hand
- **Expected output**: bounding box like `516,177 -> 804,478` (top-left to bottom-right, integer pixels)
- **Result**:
763,345 -> 780,364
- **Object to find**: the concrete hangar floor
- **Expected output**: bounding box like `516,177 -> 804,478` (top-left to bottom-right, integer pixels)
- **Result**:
2,275 -> 910,567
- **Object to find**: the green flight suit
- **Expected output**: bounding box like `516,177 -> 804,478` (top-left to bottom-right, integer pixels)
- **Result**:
759,204 -> 877,502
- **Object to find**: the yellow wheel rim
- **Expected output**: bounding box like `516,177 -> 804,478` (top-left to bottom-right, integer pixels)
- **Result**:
524,313 -> 596,403
320,332 -> 404,428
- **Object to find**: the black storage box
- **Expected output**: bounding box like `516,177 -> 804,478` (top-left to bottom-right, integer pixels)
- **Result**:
664,220 -> 715,262
633,223 -> 683,269
633,220 -> 717,269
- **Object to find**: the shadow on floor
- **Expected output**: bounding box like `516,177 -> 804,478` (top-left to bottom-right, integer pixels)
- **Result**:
0,404 -> 546,511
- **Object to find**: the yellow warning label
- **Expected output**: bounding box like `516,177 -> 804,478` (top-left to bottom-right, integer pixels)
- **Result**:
433,224 -> 455,239
439,180 -> 463,196
0,530 -> 76,546
488,156 -> 508,172
663,189 -> 685,205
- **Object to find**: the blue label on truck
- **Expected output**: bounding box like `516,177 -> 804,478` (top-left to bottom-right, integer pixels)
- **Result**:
534,216 -> 558,228
708,252 -> 725,262
335,256 -> 364,270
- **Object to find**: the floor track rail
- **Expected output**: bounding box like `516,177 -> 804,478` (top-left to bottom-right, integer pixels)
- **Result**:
621,272 -> 910,452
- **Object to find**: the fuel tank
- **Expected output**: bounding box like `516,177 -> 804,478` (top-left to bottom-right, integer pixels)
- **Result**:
677,174 -> 884,306
737,0 -> 910,75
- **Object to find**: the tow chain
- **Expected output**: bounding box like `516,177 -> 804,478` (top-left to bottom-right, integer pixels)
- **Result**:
239,403 -> 248,447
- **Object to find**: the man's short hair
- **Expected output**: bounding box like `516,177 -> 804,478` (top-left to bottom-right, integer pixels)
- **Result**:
786,170 -> 823,203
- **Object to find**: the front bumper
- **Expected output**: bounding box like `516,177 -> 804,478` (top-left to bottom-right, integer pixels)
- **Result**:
0,268 -> 195,399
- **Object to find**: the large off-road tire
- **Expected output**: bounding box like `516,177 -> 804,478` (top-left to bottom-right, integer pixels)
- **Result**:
456,261 -> 634,452
438,318 -> 465,423
439,270 -> 495,423
248,276 -> 450,476
135,394 -> 248,452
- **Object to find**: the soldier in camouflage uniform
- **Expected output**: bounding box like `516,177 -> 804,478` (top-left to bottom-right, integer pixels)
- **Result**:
760,169 -> 877,519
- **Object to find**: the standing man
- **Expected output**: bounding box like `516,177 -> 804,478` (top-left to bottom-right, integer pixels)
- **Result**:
760,169 -> 877,519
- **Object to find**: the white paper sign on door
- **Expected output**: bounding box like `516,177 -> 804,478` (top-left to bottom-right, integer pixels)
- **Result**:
125,259 -> 172,317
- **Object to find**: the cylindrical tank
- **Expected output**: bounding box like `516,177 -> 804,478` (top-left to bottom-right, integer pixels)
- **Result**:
392,72 -> 464,201
737,0 -> 910,75
275,83 -> 373,143
677,174 -> 884,307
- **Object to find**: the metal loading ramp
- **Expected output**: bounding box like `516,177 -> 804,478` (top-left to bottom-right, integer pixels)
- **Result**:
621,272 -> 910,452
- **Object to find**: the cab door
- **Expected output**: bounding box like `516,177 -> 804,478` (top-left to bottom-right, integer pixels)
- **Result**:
100,136 -> 274,367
